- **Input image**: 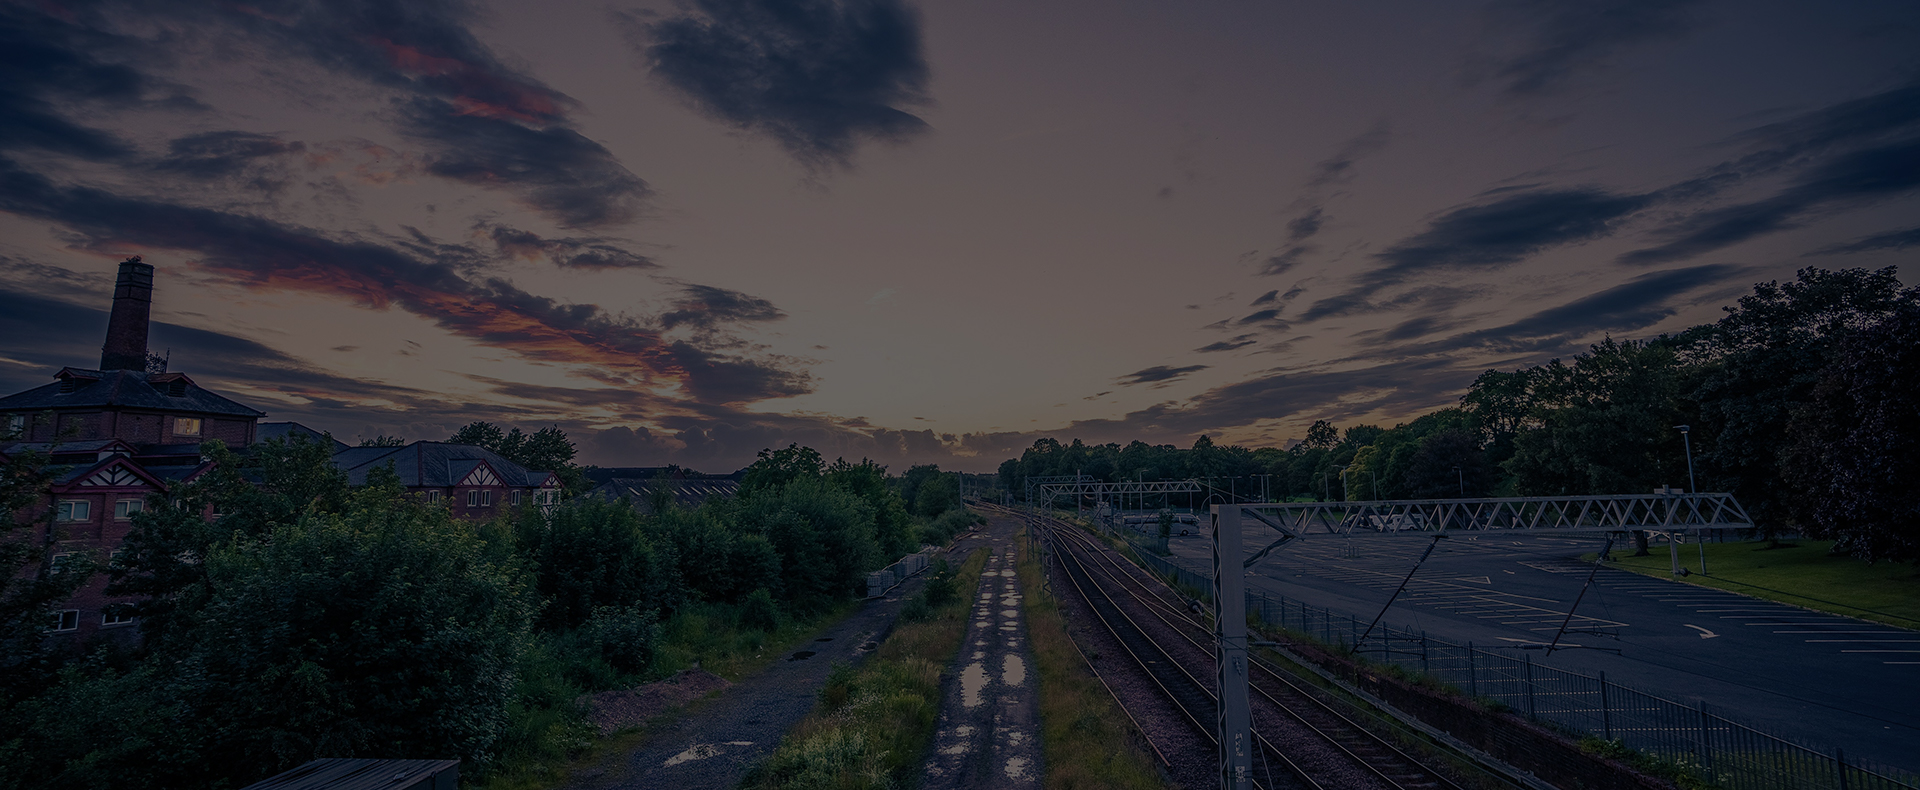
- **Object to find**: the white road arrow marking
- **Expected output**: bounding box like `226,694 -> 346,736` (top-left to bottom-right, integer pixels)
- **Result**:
1685,624 -> 1721,639
1458,576 -> 1492,584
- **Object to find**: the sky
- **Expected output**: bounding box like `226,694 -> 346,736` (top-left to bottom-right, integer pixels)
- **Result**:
2,0 -> 1918,473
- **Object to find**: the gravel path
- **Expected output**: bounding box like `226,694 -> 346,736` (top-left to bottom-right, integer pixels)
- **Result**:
563,528 -> 997,790
922,519 -> 1042,789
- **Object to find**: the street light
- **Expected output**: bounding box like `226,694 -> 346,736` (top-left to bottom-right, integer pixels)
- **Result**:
1452,465 -> 1464,498
1339,464 -> 1352,502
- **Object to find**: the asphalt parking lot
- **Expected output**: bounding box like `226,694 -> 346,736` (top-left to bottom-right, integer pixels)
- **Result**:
1165,530 -> 1920,773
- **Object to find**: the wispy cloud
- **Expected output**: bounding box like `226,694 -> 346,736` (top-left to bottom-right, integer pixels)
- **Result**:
1477,0 -> 1705,98
1116,364 -> 1208,387
1807,225 -> 1920,256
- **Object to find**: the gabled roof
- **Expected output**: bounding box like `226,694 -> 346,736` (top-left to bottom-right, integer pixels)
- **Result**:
331,441 -> 542,487
51,454 -> 169,490
0,438 -> 139,459
0,368 -> 265,418
256,422 -> 349,453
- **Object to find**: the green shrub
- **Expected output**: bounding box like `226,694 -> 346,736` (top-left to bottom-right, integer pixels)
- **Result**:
741,588 -> 781,632
587,605 -> 661,676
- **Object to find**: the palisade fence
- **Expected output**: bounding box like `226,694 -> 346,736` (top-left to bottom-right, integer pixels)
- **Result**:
1130,549 -> 1920,790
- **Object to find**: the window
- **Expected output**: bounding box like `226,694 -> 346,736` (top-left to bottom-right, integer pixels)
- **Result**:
115,499 -> 144,519
482,490 -> 492,507
102,608 -> 135,627
165,380 -> 188,397
51,610 -> 79,632
3,414 -> 22,436
50,553 -> 75,572
426,490 -> 443,504
56,500 -> 90,522
466,490 -> 493,508
466,490 -> 479,507
173,417 -> 202,437
510,490 -> 523,506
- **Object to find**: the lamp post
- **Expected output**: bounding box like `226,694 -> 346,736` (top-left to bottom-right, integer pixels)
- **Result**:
1452,465 -> 1464,498
1339,465 -> 1352,502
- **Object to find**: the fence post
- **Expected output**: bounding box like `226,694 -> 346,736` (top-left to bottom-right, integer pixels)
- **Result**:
1421,632 -> 1431,675
1466,642 -> 1478,698
1697,701 -> 1715,783
1836,747 -> 1849,790
1599,671 -> 1611,741
1524,654 -> 1537,721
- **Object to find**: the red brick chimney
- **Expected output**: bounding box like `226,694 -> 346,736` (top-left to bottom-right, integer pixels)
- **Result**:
99,256 -> 154,371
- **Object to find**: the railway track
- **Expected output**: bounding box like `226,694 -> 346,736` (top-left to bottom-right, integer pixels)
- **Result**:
984,503 -> 1497,790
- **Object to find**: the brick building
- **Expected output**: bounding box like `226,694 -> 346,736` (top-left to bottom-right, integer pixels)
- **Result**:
2,258 -> 559,641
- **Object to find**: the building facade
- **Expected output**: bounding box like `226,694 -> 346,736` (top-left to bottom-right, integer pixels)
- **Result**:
2,258 -> 559,641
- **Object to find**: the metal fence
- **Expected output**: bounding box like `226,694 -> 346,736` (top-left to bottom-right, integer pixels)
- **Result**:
1130,549 -> 1920,790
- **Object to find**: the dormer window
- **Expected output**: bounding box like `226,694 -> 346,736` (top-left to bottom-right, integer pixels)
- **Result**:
166,380 -> 188,397
58,379 -> 82,394
174,417 -> 201,437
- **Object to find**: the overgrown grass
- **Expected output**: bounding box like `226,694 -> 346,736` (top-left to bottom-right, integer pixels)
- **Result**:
1016,528 -> 1169,790
1594,539 -> 1920,628
743,548 -> 988,790
473,598 -> 863,790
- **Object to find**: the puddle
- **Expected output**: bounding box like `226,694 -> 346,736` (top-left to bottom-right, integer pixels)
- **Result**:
1005,756 -> 1031,779
664,741 -> 749,767
1002,654 -> 1027,686
960,662 -> 989,707
787,651 -> 815,661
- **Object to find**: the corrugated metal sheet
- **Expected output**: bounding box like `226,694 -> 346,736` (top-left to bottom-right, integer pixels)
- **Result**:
239,758 -> 458,790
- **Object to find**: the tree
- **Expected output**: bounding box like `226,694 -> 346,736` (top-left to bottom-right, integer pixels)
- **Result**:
517,497 -> 680,631
1301,420 -> 1338,450
1504,338 -> 1692,496
739,444 -> 824,495
1691,267 -> 1918,534
447,422 -> 587,495
1780,302 -> 1920,563
0,433 -> 94,709
358,435 -> 406,447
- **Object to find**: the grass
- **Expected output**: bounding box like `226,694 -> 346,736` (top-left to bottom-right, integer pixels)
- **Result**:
742,548 -> 988,790
1593,539 -> 1920,629
1016,527 -> 1170,790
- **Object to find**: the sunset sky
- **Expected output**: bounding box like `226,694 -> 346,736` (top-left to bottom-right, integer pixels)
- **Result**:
3,0 -> 1918,472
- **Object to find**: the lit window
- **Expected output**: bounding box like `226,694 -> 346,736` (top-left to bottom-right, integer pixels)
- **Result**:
115,499 -> 144,519
51,610 -> 80,632
56,501 -> 90,521
102,609 -> 135,627
174,417 -> 202,437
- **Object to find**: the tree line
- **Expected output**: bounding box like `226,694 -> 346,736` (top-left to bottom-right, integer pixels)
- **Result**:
1000,266 -> 1918,564
0,432 -> 974,788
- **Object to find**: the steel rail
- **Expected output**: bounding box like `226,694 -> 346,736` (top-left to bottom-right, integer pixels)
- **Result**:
1034,514 -> 1313,790
1034,509 -> 1472,790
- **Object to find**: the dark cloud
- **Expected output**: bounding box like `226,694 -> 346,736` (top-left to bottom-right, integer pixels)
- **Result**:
660,284 -> 787,332
1195,335 -> 1258,353
1808,225 -> 1920,256
0,7 -> 150,162
1621,138 -> 1920,265
1116,365 -> 1209,387
486,224 -> 658,270
1729,79 -> 1920,173
407,101 -> 647,227
1250,289 -> 1279,306
1369,264 -> 1743,359
189,0 -> 648,227
152,131 -> 305,179
0,158 -> 804,406
1374,187 -> 1653,280
635,0 -> 932,168
1260,246 -> 1310,277
1481,0 -> 1704,98
1237,309 -> 1284,326
1296,291 -> 1375,322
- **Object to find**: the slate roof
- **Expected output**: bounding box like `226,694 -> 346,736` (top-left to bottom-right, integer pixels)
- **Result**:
0,368 -> 265,418
331,441 -> 550,487
256,422 -> 350,453
589,477 -> 741,513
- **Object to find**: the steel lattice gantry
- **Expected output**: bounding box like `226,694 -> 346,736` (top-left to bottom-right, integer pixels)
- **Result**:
1236,492 -> 1754,538
1022,474 -> 1093,507
1034,479 -> 1203,510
